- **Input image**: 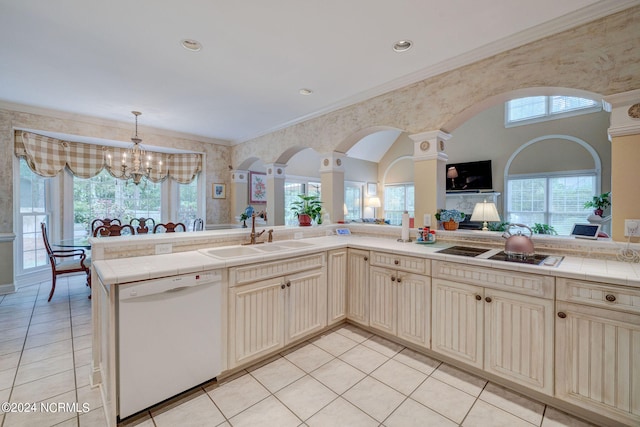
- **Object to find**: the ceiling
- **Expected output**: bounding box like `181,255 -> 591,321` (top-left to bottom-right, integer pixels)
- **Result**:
0,1 -> 635,148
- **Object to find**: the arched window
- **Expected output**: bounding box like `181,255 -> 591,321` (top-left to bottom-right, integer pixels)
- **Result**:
506,96 -> 601,127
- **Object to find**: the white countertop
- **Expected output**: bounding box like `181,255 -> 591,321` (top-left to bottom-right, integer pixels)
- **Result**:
93,235 -> 640,288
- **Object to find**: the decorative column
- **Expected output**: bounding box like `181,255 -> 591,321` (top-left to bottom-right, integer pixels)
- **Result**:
409,130 -> 451,228
229,169 -> 248,225
265,163 -> 286,226
319,152 -> 346,223
604,90 -> 640,242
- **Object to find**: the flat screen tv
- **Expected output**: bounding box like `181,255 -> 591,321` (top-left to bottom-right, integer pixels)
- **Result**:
446,160 -> 493,192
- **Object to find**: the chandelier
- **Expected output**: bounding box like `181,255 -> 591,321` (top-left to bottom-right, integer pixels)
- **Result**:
106,111 -> 162,185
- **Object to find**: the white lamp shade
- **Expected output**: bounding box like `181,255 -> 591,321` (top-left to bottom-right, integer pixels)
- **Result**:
470,201 -> 501,223
367,196 -> 381,208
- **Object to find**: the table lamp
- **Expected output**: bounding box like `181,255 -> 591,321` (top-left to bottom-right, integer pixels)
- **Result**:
471,200 -> 501,231
367,196 -> 381,218
447,167 -> 458,189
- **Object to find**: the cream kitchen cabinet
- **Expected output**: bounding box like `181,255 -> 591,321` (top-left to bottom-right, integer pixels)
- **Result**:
369,252 -> 430,348
556,278 -> 640,426
327,248 -> 348,326
347,248 -> 370,326
431,261 -> 555,395
228,253 -> 327,369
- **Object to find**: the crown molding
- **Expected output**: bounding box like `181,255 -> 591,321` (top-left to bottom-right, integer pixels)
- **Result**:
236,0 -> 640,145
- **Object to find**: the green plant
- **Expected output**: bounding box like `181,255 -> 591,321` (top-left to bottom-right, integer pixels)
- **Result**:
435,209 -> 466,223
290,194 -> 323,224
583,192 -> 611,210
487,221 -> 510,232
532,223 -> 557,235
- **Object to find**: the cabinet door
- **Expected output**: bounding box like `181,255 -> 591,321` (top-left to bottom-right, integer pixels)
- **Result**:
229,277 -> 284,368
369,266 -> 396,335
347,249 -> 369,326
432,279 -> 483,369
397,272 -> 430,348
285,268 -> 327,344
327,249 -> 348,325
484,289 -> 553,395
556,302 -> 640,425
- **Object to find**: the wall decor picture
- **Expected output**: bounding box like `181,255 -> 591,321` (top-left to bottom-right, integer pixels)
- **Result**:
249,172 -> 267,203
367,182 -> 377,196
212,183 -> 226,199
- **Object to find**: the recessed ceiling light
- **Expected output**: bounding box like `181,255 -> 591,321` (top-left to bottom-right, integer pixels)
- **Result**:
299,88 -> 313,95
393,40 -> 413,52
181,39 -> 202,52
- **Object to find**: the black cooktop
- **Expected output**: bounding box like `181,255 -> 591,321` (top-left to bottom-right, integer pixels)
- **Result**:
489,251 -> 550,265
436,246 -> 491,257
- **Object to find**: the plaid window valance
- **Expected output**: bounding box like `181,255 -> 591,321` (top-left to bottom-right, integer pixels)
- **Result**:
15,130 -> 201,184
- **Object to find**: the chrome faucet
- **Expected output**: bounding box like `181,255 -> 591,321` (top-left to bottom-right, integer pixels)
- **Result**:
244,211 -> 268,245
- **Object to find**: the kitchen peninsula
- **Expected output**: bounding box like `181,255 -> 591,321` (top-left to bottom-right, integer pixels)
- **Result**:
90,225 -> 640,427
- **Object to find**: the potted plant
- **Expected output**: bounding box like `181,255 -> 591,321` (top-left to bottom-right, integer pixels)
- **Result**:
532,223 -> 558,235
436,209 -> 466,230
290,194 -> 323,226
583,192 -> 611,217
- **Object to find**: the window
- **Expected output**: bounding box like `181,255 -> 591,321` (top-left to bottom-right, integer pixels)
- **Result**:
506,173 -> 596,235
384,184 -> 414,225
18,158 -> 49,274
284,180 -> 321,225
506,96 -> 600,126
73,170 -> 161,238
176,179 -> 199,227
344,183 -> 362,221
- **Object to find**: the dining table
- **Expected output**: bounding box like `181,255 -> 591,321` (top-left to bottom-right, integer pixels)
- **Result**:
53,237 -> 91,250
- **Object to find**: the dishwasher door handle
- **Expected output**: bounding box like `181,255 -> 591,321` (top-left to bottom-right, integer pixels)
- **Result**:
164,286 -> 191,294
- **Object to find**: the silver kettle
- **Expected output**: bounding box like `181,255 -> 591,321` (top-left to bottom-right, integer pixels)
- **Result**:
502,223 -> 535,258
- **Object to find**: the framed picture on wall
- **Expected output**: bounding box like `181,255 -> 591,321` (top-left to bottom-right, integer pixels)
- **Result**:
212,183 -> 226,199
249,172 -> 267,203
367,182 -> 377,196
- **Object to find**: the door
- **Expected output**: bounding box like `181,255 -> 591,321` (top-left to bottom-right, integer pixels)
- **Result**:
285,268 -> 327,344
432,279 -> 483,368
484,289 -> 553,395
369,266 -> 396,335
347,249 -> 369,326
556,302 -> 640,424
397,272 -> 430,348
327,249 -> 348,325
229,277 -> 284,368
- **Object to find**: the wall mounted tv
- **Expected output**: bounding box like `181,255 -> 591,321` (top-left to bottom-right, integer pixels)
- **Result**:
446,160 -> 493,192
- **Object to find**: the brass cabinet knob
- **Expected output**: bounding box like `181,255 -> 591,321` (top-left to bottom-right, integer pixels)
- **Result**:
557,312 -> 567,319
286,280 -> 291,287
281,284 -> 285,289
391,276 -> 396,282
397,277 -> 402,283
485,297 -> 492,303
394,259 -> 400,265
364,256 -> 368,261
475,294 -> 482,301
605,294 -> 616,302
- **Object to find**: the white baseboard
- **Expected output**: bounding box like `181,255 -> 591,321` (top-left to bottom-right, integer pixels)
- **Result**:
0,282 -> 16,295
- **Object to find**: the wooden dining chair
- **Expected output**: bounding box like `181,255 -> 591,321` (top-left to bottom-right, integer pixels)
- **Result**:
91,218 -> 121,234
130,217 -> 156,234
41,222 -> 91,302
153,222 -> 187,233
192,218 -> 204,231
93,223 -> 135,237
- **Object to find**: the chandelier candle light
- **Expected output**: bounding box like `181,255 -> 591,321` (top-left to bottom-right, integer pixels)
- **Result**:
106,111 -> 162,185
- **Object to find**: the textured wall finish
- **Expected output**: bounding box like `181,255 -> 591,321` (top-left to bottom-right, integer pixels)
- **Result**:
232,7 -> 640,167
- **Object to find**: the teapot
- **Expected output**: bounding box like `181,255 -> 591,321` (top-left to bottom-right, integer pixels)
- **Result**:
502,223 -> 535,258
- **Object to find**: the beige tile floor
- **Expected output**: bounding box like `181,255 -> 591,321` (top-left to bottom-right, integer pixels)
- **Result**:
1,276 -> 598,427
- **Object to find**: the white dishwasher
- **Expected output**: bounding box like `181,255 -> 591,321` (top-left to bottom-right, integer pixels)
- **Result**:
117,270 -> 222,419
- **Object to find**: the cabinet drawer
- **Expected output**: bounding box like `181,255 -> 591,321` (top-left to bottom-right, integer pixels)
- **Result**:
432,261 -> 554,299
230,253 -> 326,286
557,278 -> 640,314
370,251 -> 429,275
